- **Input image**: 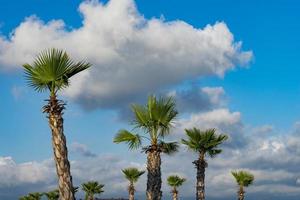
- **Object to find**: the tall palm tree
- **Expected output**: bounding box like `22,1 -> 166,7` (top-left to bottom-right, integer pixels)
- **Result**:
44,190 -> 59,200
181,128 -> 228,200
81,181 -> 104,200
122,167 -> 145,200
167,175 -> 186,200
23,48 -> 91,200
114,95 -> 179,200
232,171 -> 254,200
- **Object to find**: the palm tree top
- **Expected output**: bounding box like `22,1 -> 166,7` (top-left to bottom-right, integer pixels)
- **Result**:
23,48 -> 91,96
167,175 -> 186,187
181,128 -> 228,157
122,167 -> 145,183
114,95 -> 179,153
232,171 -> 254,187
82,181 -> 104,194
132,95 -> 178,138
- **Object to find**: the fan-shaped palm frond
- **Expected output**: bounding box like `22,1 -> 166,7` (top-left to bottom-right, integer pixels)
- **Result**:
132,95 -> 178,141
232,171 -> 254,187
82,181 -> 104,199
181,128 -> 228,157
167,175 -> 186,187
114,130 -> 142,149
122,168 -> 145,183
23,48 -> 91,95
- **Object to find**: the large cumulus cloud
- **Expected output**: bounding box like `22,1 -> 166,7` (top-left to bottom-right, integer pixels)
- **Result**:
0,0 -> 252,111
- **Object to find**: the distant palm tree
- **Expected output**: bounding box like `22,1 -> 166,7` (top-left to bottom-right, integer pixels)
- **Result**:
44,190 -> 59,200
82,181 -> 104,200
167,175 -> 186,200
23,48 -> 91,200
114,95 -> 179,200
122,167 -> 145,200
181,128 -> 228,200
232,171 -> 254,200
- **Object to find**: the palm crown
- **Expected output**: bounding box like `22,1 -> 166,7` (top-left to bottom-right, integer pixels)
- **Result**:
23,48 -> 91,96
232,171 -> 254,187
167,175 -> 186,188
181,128 -> 228,157
82,181 -> 104,197
122,168 -> 145,183
114,95 -> 179,153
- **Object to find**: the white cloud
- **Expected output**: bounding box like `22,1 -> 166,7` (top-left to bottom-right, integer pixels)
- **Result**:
0,0 -> 252,110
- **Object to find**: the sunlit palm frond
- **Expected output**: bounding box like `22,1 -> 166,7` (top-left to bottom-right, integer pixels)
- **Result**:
82,181 -> 104,196
232,171 -> 254,187
122,167 -> 145,183
131,95 -> 178,142
113,130 -> 142,150
181,128 -> 228,157
23,48 -> 91,95
167,175 -> 186,187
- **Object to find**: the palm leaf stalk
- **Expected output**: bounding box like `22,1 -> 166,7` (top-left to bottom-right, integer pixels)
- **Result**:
232,171 -> 254,200
82,181 -> 104,200
114,95 -> 179,200
122,168 -> 145,200
23,48 -> 91,200
181,128 -> 228,200
167,175 -> 186,200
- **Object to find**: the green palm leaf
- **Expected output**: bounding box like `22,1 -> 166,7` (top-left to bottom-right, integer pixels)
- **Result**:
23,48 -> 91,95
181,128 -> 228,157
113,130 -> 142,149
167,175 -> 186,187
232,171 -> 254,187
122,167 -> 145,183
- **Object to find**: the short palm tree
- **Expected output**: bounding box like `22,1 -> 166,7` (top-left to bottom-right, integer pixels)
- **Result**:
23,48 -> 91,200
122,167 -> 145,200
181,128 -> 228,200
114,95 -> 179,200
81,181 -> 104,200
44,190 -> 59,200
167,175 -> 186,200
232,171 -> 254,200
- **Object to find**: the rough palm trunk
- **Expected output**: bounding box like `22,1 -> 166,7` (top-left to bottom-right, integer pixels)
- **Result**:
146,146 -> 162,200
44,96 -> 74,200
238,186 -> 245,200
172,188 -> 178,200
193,152 -> 206,200
129,182 -> 135,200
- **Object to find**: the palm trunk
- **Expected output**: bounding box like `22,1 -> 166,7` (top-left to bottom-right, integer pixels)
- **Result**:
146,146 -> 162,200
172,188 -> 178,200
238,186 -> 245,200
44,96 -> 74,200
193,152 -> 206,200
129,182 -> 135,200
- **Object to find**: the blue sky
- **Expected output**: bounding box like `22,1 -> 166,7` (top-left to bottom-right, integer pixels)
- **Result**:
1,0 -> 300,199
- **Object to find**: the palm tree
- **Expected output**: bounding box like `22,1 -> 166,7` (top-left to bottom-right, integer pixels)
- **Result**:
23,48 -> 91,200
232,171 -> 254,200
44,190 -> 59,200
122,167 -> 145,200
181,128 -> 228,200
167,175 -> 186,200
81,181 -> 104,200
114,95 -> 179,200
